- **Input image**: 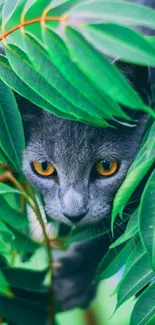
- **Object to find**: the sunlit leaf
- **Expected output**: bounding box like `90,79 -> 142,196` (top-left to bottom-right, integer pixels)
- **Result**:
70,0 -> 155,29
80,23 -> 155,68
2,0 -> 19,25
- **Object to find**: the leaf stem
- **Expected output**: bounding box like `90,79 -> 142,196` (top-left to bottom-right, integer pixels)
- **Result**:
0,15 -> 67,41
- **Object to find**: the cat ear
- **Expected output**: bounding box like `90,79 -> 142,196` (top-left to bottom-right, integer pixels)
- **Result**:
113,61 -> 152,126
15,94 -> 42,142
15,94 -> 41,122
116,61 -> 152,106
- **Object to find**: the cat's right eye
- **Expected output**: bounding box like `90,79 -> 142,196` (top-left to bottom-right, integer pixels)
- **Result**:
95,158 -> 118,177
32,160 -> 56,177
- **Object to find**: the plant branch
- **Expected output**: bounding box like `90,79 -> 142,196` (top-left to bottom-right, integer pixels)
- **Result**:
0,15 -> 68,41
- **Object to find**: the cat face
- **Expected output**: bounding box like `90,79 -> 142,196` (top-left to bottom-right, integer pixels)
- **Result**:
22,112 -> 147,226
21,63 -> 151,226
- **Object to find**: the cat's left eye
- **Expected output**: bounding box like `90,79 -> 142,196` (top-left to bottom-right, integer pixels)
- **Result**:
32,161 -> 56,177
95,158 -> 118,177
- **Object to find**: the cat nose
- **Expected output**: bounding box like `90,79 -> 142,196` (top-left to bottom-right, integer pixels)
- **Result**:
63,211 -> 88,223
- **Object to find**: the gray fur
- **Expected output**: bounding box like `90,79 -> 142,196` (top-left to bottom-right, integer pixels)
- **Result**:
22,112 -> 148,226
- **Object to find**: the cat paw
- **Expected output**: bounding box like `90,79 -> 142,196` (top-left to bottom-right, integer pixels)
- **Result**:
52,245 -> 98,311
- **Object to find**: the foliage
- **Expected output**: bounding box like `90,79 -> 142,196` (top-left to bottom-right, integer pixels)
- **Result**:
0,0 -> 154,325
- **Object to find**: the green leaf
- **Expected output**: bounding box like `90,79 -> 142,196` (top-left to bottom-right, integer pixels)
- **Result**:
2,0 -> 19,24
128,121 -> 155,173
0,183 -> 22,196
0,295 -> 48,325
97,238 -> 136,280
5,43 -> 106,126
70,0 -> 155,30
112,158 -> 154,231
43,28 -> 111,115
139,170 -> 155,270
3,268 -> 47,290
130,282 -> 155,325
0,220 -> 15,243
0,79 -> 25,170
66,27 -> 148,113
22,32 -> 108,126
0,196 -> 28,230
110,209 -> 138,249
0,271 -> 12,297
65,27 -> 134,120
66,223 -> 110,246
11,227 -> 41,254
0,54 -> 73,119
80,23 -> 155,69
0,235 -> 12,255
115,242 -> 155,309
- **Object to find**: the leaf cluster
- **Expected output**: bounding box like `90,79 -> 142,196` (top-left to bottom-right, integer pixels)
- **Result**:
0,1 -> 155,325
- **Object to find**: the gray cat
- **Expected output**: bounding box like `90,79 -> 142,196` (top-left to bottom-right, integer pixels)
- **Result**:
20,61 -> 152,310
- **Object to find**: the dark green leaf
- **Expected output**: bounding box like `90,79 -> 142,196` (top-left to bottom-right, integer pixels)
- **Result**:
11,227 -> 41,254
0,196 -> 28,230
110,209 -> 138,249
97,238 -> 136,280
112,158 -> 154,230
3,268 -> 47,290
115,242 -> 155,309
0,295 -> 48,325
0,79 -> 25,170
0,272 -> 12,297
139,170 -> 155,270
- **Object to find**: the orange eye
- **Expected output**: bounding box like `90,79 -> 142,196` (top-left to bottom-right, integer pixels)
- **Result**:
32,161 -> 55,177
96,158 -> 118,176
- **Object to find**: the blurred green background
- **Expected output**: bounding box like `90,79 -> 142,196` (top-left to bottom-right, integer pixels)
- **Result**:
56,274 -> 135,325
